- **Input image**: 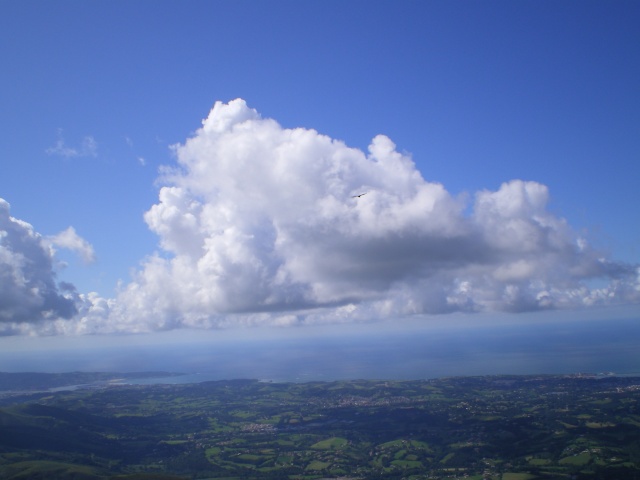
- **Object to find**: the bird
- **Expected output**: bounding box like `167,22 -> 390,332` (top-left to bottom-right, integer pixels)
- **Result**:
351,192 -> 367,198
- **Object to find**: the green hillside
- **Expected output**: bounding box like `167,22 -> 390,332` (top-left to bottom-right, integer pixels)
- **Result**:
0,375 -> 639,479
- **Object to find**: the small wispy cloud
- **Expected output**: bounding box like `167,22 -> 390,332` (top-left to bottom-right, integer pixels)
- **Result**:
46,130 -> 98,158
124,136 -> 146,166
48,226 -> 96,264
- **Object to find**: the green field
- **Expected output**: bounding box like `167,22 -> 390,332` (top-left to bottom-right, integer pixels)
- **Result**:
0,374 -> 639,479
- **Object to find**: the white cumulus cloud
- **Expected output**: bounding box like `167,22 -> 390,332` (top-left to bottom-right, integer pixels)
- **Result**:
0,199 -> 78,332
105,99 -> 639,331
3,99 -> 639,335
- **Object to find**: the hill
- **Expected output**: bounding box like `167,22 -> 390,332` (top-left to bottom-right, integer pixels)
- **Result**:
0,375 -> 639,479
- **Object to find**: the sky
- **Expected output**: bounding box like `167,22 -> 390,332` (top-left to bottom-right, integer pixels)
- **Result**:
0,1 -> 639,370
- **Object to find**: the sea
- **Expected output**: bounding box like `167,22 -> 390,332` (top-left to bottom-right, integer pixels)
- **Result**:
2,313 -> 639,384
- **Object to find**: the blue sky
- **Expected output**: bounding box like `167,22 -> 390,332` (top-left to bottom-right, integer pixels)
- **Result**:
0,1 -> 639,347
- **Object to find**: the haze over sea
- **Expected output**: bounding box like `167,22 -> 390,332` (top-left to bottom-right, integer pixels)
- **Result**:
2,311 -> 639,383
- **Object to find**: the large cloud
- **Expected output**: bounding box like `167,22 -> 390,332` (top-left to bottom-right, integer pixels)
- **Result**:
107,99 -> 638,331
3,99 -> 639,335
0,199 -> 79,332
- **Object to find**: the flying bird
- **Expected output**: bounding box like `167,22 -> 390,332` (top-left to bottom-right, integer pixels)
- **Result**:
351,192 -> 367,198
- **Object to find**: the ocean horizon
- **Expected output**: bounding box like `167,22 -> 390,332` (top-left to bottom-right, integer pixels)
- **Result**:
2,314 -> 639,383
